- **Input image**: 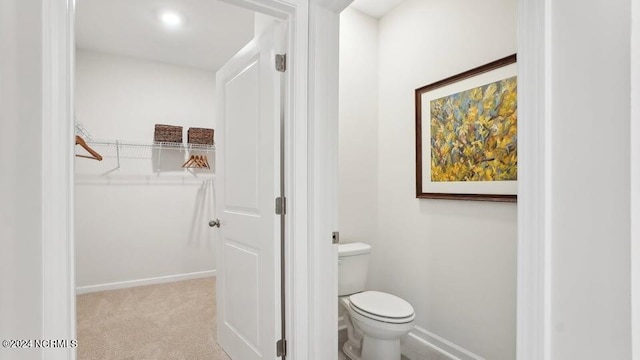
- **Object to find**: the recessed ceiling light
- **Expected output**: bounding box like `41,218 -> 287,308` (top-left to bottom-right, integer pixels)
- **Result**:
160,11 -> 183,28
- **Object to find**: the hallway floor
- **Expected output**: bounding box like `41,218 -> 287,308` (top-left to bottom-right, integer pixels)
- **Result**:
76,277 -> 229,360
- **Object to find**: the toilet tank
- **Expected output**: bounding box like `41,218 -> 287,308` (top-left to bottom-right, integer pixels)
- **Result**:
338,242 -> 371,296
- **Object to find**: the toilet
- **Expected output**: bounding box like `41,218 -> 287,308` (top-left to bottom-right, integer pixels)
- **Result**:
338,242 -> 415,360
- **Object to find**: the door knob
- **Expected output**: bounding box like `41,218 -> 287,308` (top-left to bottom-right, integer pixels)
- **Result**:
209,219 -> 221,228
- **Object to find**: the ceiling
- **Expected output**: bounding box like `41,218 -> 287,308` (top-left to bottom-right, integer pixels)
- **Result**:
350,0 -> 405,18
76,0 -> 255,71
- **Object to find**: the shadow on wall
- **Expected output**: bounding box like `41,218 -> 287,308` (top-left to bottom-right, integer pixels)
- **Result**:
417,197 -> 516,219
153,148 -> 187,172
153,148 -> 216,173
188,178 -> 216,248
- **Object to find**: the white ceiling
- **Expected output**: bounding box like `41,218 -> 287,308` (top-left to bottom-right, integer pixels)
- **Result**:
350,0 -> 406,18
76,0 -> 255,72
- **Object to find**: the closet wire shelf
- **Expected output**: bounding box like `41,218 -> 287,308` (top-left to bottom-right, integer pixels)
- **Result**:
79,140 -> 215,176
85,140 -> 215,160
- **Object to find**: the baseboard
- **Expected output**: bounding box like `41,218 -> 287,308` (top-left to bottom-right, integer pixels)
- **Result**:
76,270 -> 216,295
338,315 -> 347,331
402,326 -> 485,360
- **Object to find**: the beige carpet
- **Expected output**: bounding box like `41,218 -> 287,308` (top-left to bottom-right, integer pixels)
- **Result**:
77,277 -> 230,360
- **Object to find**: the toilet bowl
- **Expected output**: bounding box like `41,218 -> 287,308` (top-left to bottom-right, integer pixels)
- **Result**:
338,243 -> 415,360
340,291 -> 415,360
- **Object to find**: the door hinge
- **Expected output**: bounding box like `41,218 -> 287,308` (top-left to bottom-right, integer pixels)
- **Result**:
275,197 -> 286,215
276,338 -> 287,357
332,231 -> 340,244
275,54 -> 286,72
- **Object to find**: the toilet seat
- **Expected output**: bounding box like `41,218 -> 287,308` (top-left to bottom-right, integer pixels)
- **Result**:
349,291 -> 415,324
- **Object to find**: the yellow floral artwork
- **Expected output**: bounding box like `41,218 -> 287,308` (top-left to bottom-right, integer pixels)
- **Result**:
430,76 -> 517,182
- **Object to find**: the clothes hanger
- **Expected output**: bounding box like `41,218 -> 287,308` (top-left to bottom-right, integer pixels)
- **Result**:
75,135 -> 103,161
183,155 -> 204,168
182,155 -> 196,168
182,155 -> 211,169
196,156 -> 207,168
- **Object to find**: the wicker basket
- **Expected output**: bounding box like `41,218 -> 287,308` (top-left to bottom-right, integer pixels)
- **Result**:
154,124 -> 183,143
187,127 -> 214,145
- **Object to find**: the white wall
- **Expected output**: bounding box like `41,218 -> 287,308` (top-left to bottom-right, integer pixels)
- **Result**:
376,1 -> 517,357
549,0 -> 631,358
74,50 -> 217,289
338,7 -> 379,249
340,0 -> 518,358
75,50 -> 216,143
632,0 -> 640,357
0,1 -> 43,358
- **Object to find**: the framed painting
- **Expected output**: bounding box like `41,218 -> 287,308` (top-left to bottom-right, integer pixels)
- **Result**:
415,54 -> 517,202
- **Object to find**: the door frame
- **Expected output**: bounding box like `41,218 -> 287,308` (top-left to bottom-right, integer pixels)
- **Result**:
41,0 -> 558,359
41,0 -> 350,359
515,0 -> 551,359
632,0 -> 640,357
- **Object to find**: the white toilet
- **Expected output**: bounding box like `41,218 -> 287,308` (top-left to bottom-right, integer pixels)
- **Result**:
338,242 -> 415,360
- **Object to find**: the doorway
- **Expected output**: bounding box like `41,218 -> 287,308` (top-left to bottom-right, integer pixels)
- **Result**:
72,0 -> 286,359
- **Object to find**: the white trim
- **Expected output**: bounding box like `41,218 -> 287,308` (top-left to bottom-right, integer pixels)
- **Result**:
516,0 -> 552,359
285,1 -> 311,358
631,0 -> 640,357
308,2 -> 341,359
402,326 -> 485,360
75,270 -> 217,295
42,1 -> 76,360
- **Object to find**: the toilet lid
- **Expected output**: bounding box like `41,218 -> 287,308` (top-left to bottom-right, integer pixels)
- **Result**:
349,291 -> 414,320
338,242 -> 371,257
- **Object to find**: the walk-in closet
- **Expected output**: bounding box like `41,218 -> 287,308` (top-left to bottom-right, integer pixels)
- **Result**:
73,1 -> 284,358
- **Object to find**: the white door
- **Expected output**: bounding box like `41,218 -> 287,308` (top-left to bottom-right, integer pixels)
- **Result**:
214,22 -> 285,360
